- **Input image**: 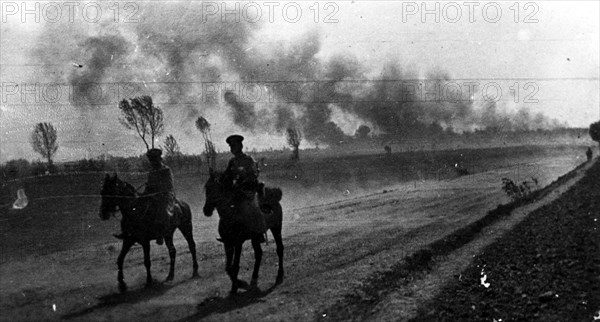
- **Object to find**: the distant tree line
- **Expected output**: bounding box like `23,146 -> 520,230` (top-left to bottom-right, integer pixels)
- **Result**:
0,154 -> 204,180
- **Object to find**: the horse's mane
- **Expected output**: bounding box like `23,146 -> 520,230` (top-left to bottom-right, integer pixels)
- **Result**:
122,181 -> 137,196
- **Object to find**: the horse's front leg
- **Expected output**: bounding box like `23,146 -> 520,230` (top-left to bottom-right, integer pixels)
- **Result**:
231,243 -> 249,292
117,239 -> 135,293
165,235 -> 176,281
272,229 -> 285,285
250,236 -> 263,288
180,221 -> 199,278
141,241 -> 153,287
224,244 -> 236,294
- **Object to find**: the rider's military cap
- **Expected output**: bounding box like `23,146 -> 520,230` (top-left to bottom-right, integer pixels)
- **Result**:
146,148 -> 163,159
226,135 -> 244,145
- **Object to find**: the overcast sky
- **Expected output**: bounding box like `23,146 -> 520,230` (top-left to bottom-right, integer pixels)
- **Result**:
1,1 -> 598,162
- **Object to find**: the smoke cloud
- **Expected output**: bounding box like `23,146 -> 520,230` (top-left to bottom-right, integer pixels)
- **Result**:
31,1 -> 563,153
69,34 -> 130,109
224,91 -> 258,131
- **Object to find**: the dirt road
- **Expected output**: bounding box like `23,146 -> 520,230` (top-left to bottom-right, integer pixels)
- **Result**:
0,153 -> 587,321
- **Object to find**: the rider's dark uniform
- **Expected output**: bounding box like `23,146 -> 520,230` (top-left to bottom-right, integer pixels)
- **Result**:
223,136 -> 267,236
115,149 -> 175,242
143,162 -> 176,228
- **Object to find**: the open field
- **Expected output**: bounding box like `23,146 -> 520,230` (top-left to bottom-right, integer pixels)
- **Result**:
411,156 -> 600,321
0,144 -> 592,321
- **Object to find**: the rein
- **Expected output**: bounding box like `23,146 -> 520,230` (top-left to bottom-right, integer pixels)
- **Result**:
134,182 -> 146,193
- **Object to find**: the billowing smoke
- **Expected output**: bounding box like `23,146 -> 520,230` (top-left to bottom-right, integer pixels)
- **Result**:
224,91 -> 258,131
274,107 -> 296,132
31,1 -> 562,153
69,34 -> 130,109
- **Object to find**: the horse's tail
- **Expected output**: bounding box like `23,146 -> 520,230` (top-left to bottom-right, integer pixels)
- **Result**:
176,200 -> 192,223
263,187 -> 282,203
261,187 -> 283,230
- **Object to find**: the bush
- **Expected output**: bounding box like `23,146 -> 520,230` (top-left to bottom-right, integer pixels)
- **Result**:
30,160 -> 49,176
501,177 -> 539,201
112,157 -> 133,173
73,159 -> 106,172
1,159 -> 31,179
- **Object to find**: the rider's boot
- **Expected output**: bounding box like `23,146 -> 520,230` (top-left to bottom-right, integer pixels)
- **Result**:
257,233 -> 266,243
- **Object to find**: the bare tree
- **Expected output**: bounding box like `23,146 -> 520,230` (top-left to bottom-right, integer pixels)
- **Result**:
589,121 -> 600,148
286,127 -> 302,161
119,96 -> 164,150
163,134 -> 181,157
30,122 -> 59,171
195,116 -> 217,170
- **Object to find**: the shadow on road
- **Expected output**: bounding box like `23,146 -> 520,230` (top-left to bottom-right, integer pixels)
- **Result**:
174,284 -> 278,321
61,280 -> 183,320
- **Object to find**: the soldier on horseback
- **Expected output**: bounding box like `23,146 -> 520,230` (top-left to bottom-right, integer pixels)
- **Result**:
114,148 -> 176,245
223,135 -> 267,243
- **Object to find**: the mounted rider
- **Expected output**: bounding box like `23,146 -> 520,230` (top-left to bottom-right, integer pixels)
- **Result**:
223,134 -> 267,242
114,148 -> 176,245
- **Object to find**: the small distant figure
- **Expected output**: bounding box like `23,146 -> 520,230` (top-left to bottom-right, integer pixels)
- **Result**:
586,147 -> 593,161
454,163 -> 470,176
384,145 -> 392,156
12,188 -> 28,210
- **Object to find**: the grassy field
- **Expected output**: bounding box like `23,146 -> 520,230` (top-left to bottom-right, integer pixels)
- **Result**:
0,144 -> 590,264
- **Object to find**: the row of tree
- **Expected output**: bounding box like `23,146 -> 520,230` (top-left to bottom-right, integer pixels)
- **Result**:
23,95 -> 306,175
1,154 -> 207,180
21,97 -> 600,175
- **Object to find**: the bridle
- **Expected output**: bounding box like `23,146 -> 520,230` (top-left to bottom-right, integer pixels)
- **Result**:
204,173 -> 232,211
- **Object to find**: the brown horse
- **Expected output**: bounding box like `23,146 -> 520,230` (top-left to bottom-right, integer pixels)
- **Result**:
202,171 -> 284,294
99,173 -> 199,292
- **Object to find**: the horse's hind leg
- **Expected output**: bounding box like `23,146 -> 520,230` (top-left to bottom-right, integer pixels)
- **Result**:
232,244 -> 249,292
141,241 -> 153,287
165,235 -> 176,281
117,239 -> 135,293
250,237 -> 263,288
271,228 -> 284,285
179,222 -> 199,278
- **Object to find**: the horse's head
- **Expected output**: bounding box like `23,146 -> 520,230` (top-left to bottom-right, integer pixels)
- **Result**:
99,173 -> 136,221
203,169 -> 226,217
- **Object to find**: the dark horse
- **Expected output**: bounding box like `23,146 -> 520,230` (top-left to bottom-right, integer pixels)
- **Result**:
99,173 -> 199,292
203,171 -> 284,294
